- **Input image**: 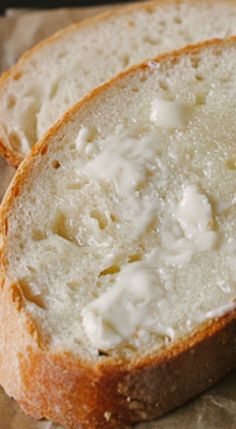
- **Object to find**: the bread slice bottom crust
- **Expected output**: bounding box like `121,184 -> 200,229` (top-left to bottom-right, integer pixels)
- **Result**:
0,278 -> 235,429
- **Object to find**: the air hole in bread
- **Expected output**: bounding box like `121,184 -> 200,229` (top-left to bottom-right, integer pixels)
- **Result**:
19,279 -> 46,310
57,51 -> 67,60
122,55 -> 130,68
196,74 -> 204,82
214,47 -> 223,57
178,31 -> 191,43
68,143 -> 76,150
86,127 -> 98,143
67,281 -> 78,290
185,148 -> 195,161
110,213 -> 119,222
83,69 -> 90,77
96,280 -> 102,288
220,75 -> 230,83
127,20 -> 135,27
32,230 -> 47,241
9,131 -> 22,152
21,99 -> 40,147
128,254 -> 142,263
7,94 -> 16,110
174,16 -> 182,24
195,93 -> 206,105
49,81 -> 60,99
144,36 -> 160,46
99,265 -> 120,276
98,349 -> 109,357
52,160 -> 61,169
27,265 -> 36,274
140,75 -> 148,83
90,210 -> 108,230
53,212 -> 72,242
136,180 -> 148,192
191,56 -> 200,69
225,159 -> 236,170
159,20 -> 166,28
159,80 -> 169,91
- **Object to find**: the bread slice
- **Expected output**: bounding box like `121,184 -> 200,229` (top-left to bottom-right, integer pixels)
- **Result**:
1,38 -> 236,429
2,0 -> 236,166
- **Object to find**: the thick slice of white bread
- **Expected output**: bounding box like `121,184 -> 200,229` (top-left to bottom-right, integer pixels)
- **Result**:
2,0 -> 236,166
0,38 -> 236,429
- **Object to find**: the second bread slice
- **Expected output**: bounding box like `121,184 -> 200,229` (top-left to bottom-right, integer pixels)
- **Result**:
2,0 -> 236,165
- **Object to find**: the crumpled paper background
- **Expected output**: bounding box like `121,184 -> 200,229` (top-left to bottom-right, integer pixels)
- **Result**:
0,5 -> 235,429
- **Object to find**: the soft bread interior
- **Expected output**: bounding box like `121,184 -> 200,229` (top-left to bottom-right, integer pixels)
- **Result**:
2,0 -> 236,156
3,43 -> 236,360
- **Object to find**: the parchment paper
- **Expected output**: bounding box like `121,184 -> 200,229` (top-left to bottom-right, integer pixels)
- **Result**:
0,6 -> 235,429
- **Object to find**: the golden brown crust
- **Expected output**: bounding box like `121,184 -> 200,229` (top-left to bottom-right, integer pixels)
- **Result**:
0,0 -> 234,167
0,38 -> 236,428
1,280 -> 236,429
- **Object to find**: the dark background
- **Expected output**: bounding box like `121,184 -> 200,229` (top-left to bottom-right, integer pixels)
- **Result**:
0,0 -> 132,15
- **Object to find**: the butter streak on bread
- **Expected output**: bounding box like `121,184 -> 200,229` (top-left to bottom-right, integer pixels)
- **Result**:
2,0 -> 236,165
0,39 -> 236,428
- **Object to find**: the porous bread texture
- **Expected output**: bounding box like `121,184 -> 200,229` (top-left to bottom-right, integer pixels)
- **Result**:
2,0 -> 236,164
1,39 -> 236,364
